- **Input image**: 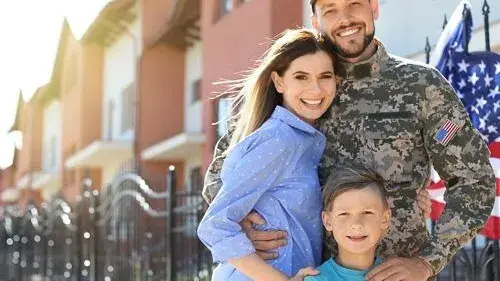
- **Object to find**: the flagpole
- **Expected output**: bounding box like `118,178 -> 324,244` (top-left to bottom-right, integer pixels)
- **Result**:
462,3 -> 471,54
482,0 -> 491,51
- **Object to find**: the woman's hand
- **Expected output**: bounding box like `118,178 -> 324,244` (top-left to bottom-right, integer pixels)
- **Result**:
289,267 -> 319,281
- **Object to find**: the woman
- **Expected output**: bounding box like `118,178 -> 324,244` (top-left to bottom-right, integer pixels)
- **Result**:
197,28 -> 336,281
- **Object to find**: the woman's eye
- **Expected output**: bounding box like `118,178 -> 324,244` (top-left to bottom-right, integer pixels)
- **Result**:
295,75 -> 307,80
321,74 -> 333,79
323,9 -> 334,16
363,211 -> 374,215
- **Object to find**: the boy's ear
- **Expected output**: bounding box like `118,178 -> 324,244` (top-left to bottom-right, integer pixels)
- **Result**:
322,211 -> 334,232
381,209 -> 391,231
271,71 -> 284,93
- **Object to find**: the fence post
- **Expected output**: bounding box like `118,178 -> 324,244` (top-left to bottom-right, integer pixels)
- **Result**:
495,240 -> 500,281
425,37 -> 431,64
79,176 -> 98,281
167,165 -> 176,281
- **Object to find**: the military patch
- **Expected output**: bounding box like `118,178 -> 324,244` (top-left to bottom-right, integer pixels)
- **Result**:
434,119 -> 462,146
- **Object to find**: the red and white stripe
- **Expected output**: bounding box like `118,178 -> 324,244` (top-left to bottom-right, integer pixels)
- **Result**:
427,141 -> 500,239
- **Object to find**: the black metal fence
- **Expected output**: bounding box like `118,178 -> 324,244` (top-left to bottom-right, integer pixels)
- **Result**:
0,167 -> 212,281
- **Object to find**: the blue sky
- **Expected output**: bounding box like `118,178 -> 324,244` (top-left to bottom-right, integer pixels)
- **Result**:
0,0 -> 108,168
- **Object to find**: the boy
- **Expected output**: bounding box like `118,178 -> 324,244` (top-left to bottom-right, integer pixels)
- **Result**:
306,167 -> 391,281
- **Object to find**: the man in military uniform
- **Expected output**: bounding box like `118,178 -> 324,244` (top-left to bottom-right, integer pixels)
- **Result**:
202,0 -> 496,280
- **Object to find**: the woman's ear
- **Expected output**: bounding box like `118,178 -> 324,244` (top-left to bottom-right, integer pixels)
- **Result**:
271,71 -> 284,93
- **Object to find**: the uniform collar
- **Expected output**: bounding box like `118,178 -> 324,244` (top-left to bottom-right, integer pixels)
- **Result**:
336,39 -> 390,80
271,106 -> 318,135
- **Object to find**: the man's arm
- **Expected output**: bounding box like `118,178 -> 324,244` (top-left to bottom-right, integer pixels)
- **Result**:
419,68 -> 496,274
202,131 -> 231,203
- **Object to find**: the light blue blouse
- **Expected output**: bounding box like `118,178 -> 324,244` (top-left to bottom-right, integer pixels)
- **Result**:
197,105 -> 326,281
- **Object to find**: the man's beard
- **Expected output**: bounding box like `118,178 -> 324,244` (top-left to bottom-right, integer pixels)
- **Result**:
322,30 -> 375,59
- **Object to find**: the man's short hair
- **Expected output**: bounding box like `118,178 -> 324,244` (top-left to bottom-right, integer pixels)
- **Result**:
310,0 -> 371,14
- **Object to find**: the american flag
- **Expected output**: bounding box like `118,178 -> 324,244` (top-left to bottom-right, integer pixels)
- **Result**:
429,0 -> 500,239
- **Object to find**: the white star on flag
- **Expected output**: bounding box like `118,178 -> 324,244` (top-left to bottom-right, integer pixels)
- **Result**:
489,86 -> 500,99
477,96 -> 488,109
458,79 -> 467,89
468,72 -> 480,85
494,101 -> 500,113
479,61 -> 487,73
488,125 -> 498,134
496,62 -> 500,74
471,104 -> 480,114
447,59 -> 454,71
458,59 -> 470,72
485,73 -> 494,87
479,117 -> 487,129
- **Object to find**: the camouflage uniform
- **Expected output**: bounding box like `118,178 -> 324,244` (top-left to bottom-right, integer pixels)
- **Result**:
202,41 -> 496,276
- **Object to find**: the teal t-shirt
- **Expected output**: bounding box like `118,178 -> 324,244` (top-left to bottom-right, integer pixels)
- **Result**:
304,257 -> 382,281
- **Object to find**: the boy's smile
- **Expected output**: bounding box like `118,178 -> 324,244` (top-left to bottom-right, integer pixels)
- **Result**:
322,186 -> 390,257
346,234 -> 368,242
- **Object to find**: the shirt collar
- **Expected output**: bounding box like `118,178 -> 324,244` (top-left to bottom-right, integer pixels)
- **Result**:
271,106 -> 318,134
329,256 -> 382,277
335,39 -> 390,80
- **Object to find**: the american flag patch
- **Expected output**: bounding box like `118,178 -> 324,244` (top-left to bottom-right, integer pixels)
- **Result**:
434,119 -> 462,146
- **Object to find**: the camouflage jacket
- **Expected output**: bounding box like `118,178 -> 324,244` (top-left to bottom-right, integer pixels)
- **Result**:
202,41 -> 496,275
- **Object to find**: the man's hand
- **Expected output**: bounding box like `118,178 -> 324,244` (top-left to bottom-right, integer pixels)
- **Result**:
240,211 -> 288,260
365,257 -> 433,281
289,267 -> 319,281
417,188 -> 432,219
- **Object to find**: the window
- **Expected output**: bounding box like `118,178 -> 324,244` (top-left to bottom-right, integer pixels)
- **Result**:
49,136 -> 57,169
106,100 -> 114,140
216,98 -> 234,139
219,0 -> 233,17
191,79 -> 201,104
121,83 -> 135,133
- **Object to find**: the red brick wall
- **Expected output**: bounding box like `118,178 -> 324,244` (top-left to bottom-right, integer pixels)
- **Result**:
139,43 -> 186,190
141,0 -> 176,46
15,100 -> 43,183
61,37 -> 103,204
201,0 -> 302,170
139,45 -> 185,150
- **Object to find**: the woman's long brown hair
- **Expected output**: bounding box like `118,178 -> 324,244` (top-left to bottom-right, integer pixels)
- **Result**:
228,28 -> 335,149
